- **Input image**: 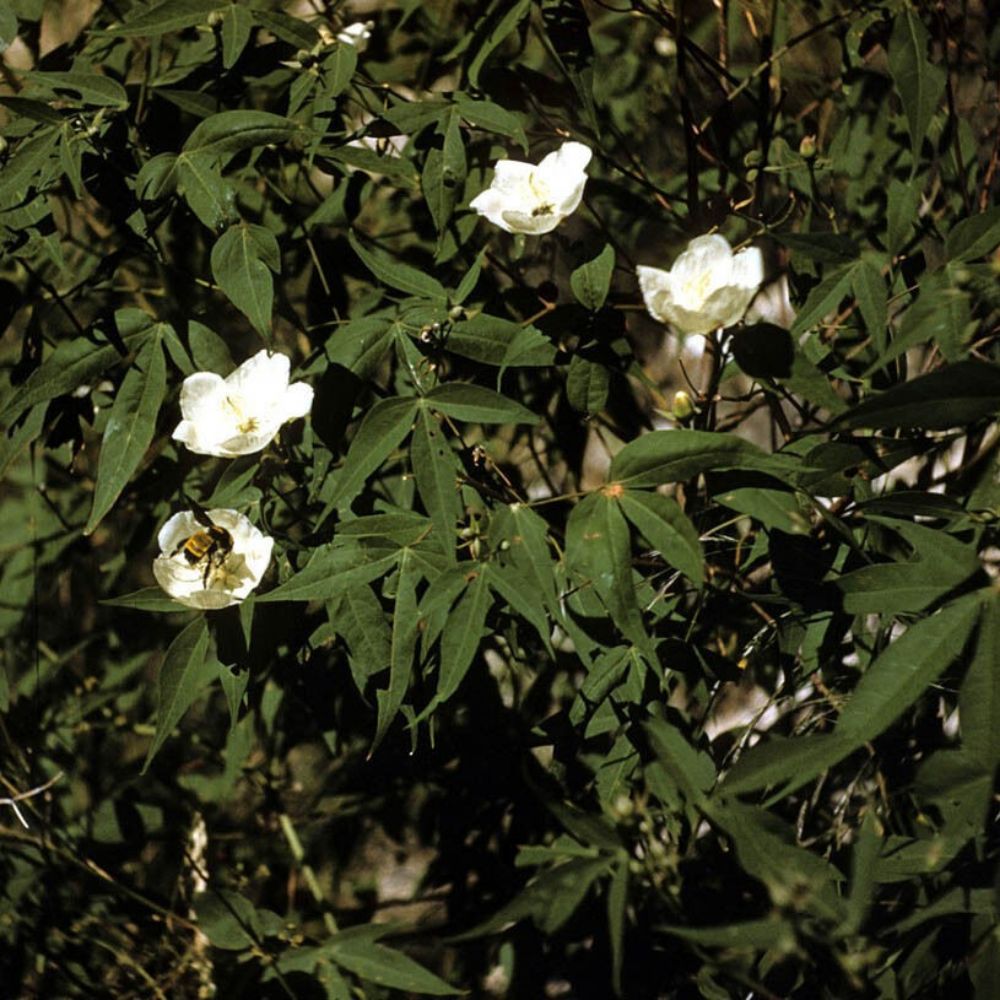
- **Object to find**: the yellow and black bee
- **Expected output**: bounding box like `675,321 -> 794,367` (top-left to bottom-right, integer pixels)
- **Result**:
172,505 -> 234,586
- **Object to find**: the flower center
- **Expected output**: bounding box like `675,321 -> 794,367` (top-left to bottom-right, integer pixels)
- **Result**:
527,170 -> 556,209
223,394 -> 260,435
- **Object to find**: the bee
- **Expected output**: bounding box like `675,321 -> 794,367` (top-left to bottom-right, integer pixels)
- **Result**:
172,504 -> 234,586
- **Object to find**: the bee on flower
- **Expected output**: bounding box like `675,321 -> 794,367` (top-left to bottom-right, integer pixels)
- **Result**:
153,507 -> 273,610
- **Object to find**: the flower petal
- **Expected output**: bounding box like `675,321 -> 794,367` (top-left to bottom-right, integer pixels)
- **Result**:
226,350 -> 291,403
470,189 -> 515,232
730,245 -> 765,291
537,141 -> 592,176
281,381 -> 314,422
178,372 -> 226,423
498,208 -> 564,235
637,265 -> 677,325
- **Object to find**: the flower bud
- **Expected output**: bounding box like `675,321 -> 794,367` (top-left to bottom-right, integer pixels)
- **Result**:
798,134 -> 817,159
672,390 -> 695,420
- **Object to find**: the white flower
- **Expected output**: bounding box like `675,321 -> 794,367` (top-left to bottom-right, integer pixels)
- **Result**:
637,234 -> 764,335
153,508 -> 274,610
336,20 -> 373,50
469,141 -> 592,235
172,350 -> 313,458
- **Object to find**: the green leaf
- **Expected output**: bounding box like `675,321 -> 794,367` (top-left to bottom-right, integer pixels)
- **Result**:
867,271 -> 971,372
722,733 -> 852,798
177,153 -> 236,230
348,230 -> 448,302
566,355 -> 610,414
194,889 -> 257,950
324,937 -> 459,995
837,360 -> 1000,429
835,522 -> 978,614
425,383 -> 538,424
312,315 -> 395,381
570,244 -> 615,311
373,548 -> 421,754
423,109 -> 466,235
324,396 -> 418,509
945,205 -> 1000,263
466,0 -> 531,88
322,42 -> 358,98
136,152 -> 179,202
258,546 -> 399,604
659,917 -> 797,951
566,493 -> 650,654
956,595 -> 1000,769
731,323 -> 794,379
106,0 -> 223,36
220,3 -> 253,69
619,490 -> 703,586
100,587 -> 193,613
452,856 -> 612,940
852,260 -> 888,355
445,314 -> 555,367
0,3 -> 16,52
610,429 -> 798,486
411,408 -> 460,561
210,223 -> 280,336
713,486 -> 811,535
836,593 -> 981,743
490,503 -> 561,618
0,310 -> 162,425
888,8 -> 946,156
182,110 -> 300,159
790,263 -> 854,336
774,231 -> 859,264
142,617 -> 214,772
27,71 -> 128,109
436,569 -> 492,703
85,336 -> 167,534
886,177 -> 921,253
329,584 -> 392,690
454,96 -> 527,149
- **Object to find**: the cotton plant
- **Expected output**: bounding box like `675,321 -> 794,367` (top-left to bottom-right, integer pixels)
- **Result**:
153,508 -> 274,610
172,350 -> 313,458
637,234 -> 764,337
470,141 -> 593,235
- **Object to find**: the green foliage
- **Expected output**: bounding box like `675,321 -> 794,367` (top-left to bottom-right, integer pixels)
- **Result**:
1,1 -> 999,998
